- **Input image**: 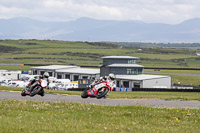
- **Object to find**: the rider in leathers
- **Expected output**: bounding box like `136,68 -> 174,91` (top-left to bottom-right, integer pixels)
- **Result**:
26,72 -> 49,96
90,73 -> 116,90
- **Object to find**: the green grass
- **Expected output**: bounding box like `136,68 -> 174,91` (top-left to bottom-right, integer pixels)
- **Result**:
144,69 -> 200,85
108,91 -> 200,101
1,86 -> 199,101
1,40 -> 200,87
144,69 -> 200,74
0,65 -> 31,71
0,100 -> 199,133
170,75 -> 200,85
0,40 -> 200,67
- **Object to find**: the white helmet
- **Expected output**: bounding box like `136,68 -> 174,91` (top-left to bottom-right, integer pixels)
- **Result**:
108,73 -> 115,80
43,72 -> 49,78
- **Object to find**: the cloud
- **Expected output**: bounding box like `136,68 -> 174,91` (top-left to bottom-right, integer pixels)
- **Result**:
0,0 -> 200,24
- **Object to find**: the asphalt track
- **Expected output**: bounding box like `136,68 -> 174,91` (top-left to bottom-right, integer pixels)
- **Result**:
0,91 -> 200,109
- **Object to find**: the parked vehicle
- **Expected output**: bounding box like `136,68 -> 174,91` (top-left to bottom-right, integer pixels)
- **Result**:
21,78 -> 47,97
7,81 -> 28,87
81,79 -> 115,99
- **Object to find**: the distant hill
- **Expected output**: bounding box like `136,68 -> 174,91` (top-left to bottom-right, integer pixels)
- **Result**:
0,17 -> 200,43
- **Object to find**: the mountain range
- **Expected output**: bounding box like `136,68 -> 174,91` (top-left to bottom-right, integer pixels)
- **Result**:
0,17 -> 200,43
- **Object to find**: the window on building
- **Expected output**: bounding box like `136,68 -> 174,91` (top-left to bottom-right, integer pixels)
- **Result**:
127,69 -> 132,74
57,74 -> 62,79
82,76 -> 88,79
65,74 -> 70,79
48,72 -> 53,77
73,75 -> 79,81
134,82 -> 140,88
80,79 -> 89,84
134,69 -> 138,75
123,81 -> 129,88
117,81 -> 120,87
128,59 -> 136,64
33,70 -> 37,75
127,68 -> 142,75
40,71 -> 45,75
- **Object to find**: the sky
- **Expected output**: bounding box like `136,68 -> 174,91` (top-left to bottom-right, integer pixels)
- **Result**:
0,0 -> 200,24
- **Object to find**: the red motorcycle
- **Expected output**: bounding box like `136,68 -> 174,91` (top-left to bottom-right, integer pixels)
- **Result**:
81,79 -> 115,99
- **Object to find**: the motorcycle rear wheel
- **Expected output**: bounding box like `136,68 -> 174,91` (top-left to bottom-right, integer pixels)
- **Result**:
96,87 -> 109,99
81,89 -> 88,98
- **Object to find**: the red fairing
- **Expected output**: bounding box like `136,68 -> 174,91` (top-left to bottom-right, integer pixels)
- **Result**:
36,81 -> 41,85
92,87 -> 98,95
87,90 -> 95,97
106,80 -> 113,91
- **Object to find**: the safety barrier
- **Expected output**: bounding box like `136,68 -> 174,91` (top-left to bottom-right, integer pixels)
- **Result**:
67,87 -> 200,92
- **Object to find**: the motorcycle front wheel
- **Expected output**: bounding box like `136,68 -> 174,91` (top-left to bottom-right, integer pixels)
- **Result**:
21,90 -> 26,96
30,87 -> 42,97
96,87 -> 109,99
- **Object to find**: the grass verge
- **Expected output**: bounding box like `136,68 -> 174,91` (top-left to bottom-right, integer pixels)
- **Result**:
0,100 -> 199,133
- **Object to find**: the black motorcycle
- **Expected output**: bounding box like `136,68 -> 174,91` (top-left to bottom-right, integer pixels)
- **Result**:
21,78 -> 46,97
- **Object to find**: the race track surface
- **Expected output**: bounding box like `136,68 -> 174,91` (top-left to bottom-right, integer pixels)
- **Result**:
0,91 -> 200,109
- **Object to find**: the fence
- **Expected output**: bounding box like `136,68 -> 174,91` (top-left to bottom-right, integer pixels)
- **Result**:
67,87 -> 200,92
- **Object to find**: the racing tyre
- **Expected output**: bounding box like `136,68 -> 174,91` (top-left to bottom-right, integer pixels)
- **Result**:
96,87 -> 109,99
30,87 -> 42,97
38,89 -> 45,97
81,89 -> 88,98
21,90 -> 26,96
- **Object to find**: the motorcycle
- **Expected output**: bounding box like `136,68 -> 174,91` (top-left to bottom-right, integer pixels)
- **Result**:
21,78 -> 47,97
81,79 -> 115,99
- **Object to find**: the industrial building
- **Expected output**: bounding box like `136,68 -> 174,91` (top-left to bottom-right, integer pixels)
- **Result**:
31,65 -> 100,81
116,74 -> 171,88
100,56 -> 171,88
31,65 -> 79,77
0,70 -> 21,80
30,56 -> 171,88
55,68 -> 100,81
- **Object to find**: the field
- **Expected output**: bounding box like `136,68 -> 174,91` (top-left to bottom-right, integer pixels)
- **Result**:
0,40 -> 200,67
1,40 -> 200,85
0,100 -> 199,133
144,69 -> 200,85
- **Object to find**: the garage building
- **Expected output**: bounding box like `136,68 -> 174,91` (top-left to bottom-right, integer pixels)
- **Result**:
100,56 -> 171,88
30,56 -> 171,88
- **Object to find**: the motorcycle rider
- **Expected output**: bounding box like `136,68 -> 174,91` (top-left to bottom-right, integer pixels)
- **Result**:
90,73 -> 116,89
26,72 -> 49,96
85,73 -> 115,98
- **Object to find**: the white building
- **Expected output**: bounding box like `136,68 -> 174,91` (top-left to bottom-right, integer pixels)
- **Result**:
55,68 -> 100,81
116,74 -> 171,88
31,65 -> 79,77
31,65 -> 100,81
0,70 -> 21,80
29,55 -> 172,89
100,56 -> 171,88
